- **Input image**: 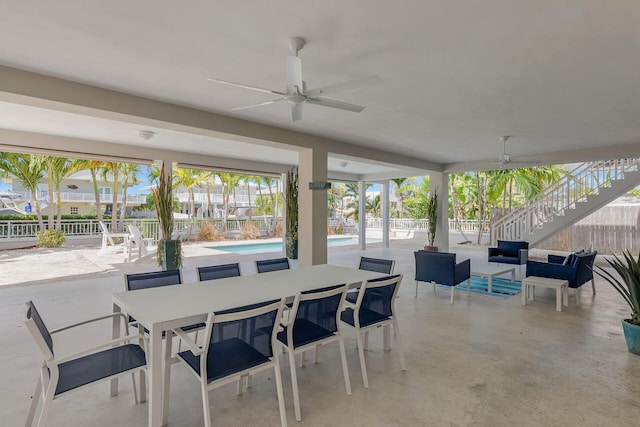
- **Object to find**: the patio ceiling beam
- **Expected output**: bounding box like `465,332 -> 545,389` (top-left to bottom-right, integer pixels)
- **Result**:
0,65 -> 442,173
0,129 -> 290,175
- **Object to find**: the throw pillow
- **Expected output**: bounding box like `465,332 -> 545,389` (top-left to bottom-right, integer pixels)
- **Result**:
563,254 -> 575,266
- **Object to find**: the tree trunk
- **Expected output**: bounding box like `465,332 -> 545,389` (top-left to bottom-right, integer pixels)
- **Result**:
91,168 -> 103,223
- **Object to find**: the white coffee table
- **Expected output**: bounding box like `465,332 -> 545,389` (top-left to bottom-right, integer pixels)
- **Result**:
471,264 -> 516,293
521,276 -> 569,312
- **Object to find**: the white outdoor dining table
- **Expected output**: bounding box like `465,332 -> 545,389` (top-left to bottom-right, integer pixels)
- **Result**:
111,264 -> 387,427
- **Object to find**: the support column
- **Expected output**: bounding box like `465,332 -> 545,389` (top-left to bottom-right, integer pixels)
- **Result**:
429,172 -> 450,252
381,180 -> 390,248
298,148 -> 328,266
359,180 -> 366,250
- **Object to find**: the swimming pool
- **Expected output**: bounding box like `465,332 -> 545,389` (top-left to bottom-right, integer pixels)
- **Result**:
208,236 -> 360,255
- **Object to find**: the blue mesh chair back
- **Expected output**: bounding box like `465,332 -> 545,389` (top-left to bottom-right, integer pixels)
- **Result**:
25,301 -> 54,359
287,284 -> 346,348
345,275 -> 402,327
124,269 -> 182,325
125,269 -> 182,291
197,263 -> 241,281
256,257 -> 290,273
359,257 -> 395,274
178,299 -> 284,383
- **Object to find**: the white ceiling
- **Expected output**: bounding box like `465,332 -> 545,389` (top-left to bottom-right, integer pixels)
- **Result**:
0,1 -> 639,174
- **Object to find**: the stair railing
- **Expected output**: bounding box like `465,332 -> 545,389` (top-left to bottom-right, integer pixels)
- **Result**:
490,158 -> 640,243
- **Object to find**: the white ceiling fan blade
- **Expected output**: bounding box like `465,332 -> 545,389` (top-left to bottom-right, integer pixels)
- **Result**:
291,103 -> 303,122
306,75 -> 381,97
287,56 -> 303,94
306,97 -> 365,113
231,99 -> 284,111
207,78 -> 285,96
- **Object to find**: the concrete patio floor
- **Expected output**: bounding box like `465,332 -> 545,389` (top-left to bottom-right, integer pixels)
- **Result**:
2,238 -> 639,426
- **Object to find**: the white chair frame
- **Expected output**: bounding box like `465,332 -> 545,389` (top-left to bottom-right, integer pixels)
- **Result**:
125,224 -> 157,263
170,299 -> 288,427
342,275 -> 406,388
276,284 -> 351,421
24,303 -> 148,427
97,220 -> 128,255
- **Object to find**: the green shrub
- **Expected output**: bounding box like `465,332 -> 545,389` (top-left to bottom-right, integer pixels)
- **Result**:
36,229 -> 66,248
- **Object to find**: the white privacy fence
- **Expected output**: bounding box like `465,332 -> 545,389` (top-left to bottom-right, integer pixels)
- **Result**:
0,217 -> 489,240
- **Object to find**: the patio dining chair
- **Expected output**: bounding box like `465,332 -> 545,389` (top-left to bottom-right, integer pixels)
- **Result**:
170,298 -> 288,427
359,256 -> 395,274
256,257 -> 290,273
24,301 -> 148,427
197,263 -> 241,281
124,270 -> 203,335
347,257 -> 396,303
340,274 -> 406,388
276,284 -> 351,421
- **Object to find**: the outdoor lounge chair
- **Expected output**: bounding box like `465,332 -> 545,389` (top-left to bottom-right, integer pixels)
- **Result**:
24,301 -> 148,427
414,250 -> 471,303
97,220 -> 128,255
488,240 -> 529,269
125,224 -> 157,263
526,250 -> 597,294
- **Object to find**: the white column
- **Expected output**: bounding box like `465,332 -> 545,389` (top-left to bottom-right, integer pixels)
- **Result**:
358,180 -> 366,250
298,148 -> 328,266
381,180 -> 390,248
429,172 -> 449,252
281,172 -> 287,255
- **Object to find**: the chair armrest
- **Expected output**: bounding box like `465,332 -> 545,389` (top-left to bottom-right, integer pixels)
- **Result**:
52,332 -> 148,365
455,258 -> 471,282
518,249 -> 528,264
488,247 -> 499,257
51,312 -> 131,335
547,254 -> 567,264
171,328 -> 205,355
526,260 -> 574,281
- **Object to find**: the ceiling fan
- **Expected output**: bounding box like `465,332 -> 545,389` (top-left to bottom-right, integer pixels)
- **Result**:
207,37 -> 379,122
494,136 -> 539,167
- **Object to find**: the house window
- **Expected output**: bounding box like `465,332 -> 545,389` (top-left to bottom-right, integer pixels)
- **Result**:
70,206 -> 79,215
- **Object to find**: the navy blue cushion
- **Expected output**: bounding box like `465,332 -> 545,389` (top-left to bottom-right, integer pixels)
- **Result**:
345,290 -> 358,304
341,307 -> 389,328
178,337 -> 270,383
55,344 -> 146,395
277,319 -> 334,348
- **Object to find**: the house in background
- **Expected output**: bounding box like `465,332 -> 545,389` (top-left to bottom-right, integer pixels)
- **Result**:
2,170 -> 146,216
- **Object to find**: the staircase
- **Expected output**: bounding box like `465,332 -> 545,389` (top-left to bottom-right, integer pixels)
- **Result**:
491,158 -> 640,247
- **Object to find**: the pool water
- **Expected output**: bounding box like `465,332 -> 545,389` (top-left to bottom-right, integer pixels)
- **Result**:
208,236 -> 359,255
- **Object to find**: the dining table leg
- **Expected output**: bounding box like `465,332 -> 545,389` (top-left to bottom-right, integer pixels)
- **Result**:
148,326 -> 163,427
110,303 -> 121,396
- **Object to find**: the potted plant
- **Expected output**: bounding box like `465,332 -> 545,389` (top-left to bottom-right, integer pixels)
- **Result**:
152,162 -> 182,271
594,251 -> 640,355
424,187 -> 439,252
285,166 -> 298,259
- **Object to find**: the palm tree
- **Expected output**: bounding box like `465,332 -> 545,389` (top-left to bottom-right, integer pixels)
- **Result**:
391,178 -> 408,217
366,194 -> 382,217
217,173 -> 241,232
100,162 -> 121,232
0,152 -> 46,230
173,167 -> 203,240
51,157 -> 86,229
117,163 -> 141,231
